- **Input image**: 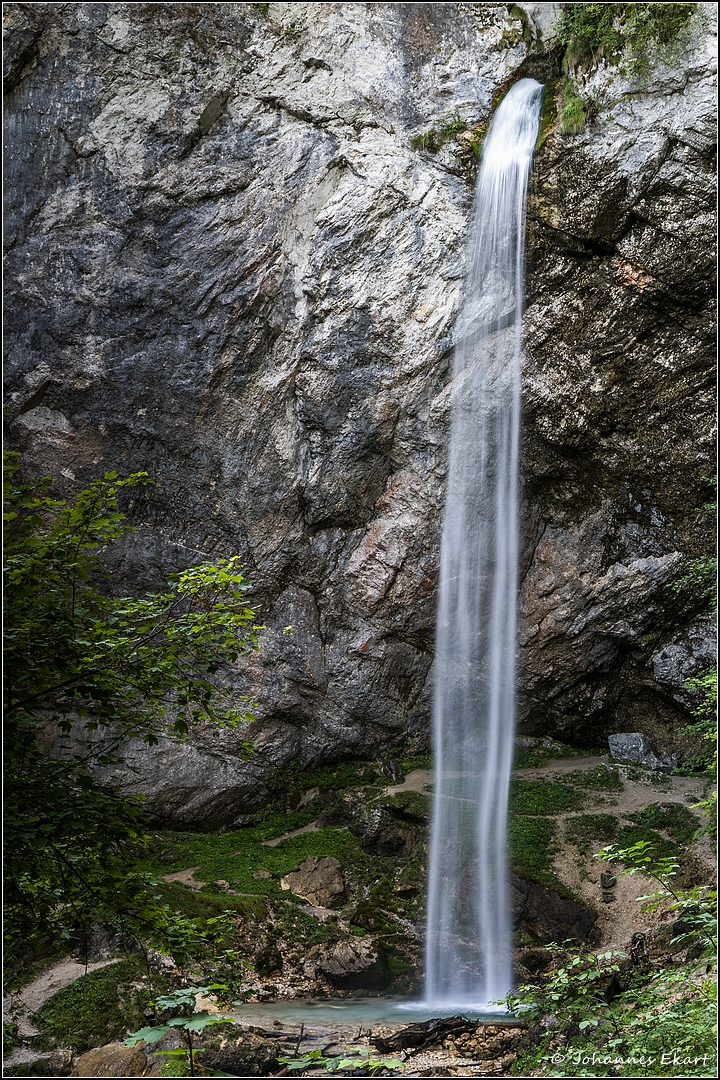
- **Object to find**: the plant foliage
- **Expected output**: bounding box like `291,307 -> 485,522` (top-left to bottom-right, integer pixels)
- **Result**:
558,4 -> 697,73
506,843 -> 717,1076
3,455 -> 261,958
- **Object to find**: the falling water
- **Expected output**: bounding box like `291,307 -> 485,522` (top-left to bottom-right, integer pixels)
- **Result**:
425,78 -> 544,1009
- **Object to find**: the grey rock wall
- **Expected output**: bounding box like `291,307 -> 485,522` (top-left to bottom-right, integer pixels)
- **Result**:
4,3 -> 716,826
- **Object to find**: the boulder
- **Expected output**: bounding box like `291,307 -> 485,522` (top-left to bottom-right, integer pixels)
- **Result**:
607,732 -> 678,770
308,938 -> 391,990
193,1029 -> 280,1077
510,873 -> 598,944
70,1043 -> 150,1077
279,855 -> 345,908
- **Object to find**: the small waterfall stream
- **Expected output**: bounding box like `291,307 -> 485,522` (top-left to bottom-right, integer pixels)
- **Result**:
425,78 -> 544,1009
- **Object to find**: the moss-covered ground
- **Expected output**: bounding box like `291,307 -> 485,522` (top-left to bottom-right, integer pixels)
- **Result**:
33,958 -> 155,1054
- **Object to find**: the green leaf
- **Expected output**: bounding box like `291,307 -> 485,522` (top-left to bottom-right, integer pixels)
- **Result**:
124,1024 -> 171,1046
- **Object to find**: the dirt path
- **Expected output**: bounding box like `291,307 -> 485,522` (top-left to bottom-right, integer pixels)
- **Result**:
264,821 -> 320,847
3,956 -> 123,1069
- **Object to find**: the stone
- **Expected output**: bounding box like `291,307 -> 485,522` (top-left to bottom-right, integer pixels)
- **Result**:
279,855 -> 345,908
510,873 -> 598,944
309,938 -> 391,990
608,732 -> 677,770
70,1043 -> 150,1077
252,868 -> 272,879
600,872 -> 616,889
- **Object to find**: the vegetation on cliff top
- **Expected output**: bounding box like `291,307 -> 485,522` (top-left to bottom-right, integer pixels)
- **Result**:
557,3 -> 698,134
558,3 -> 697,72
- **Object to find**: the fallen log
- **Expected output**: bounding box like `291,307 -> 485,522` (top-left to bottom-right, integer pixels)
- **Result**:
371,1015 -> 476,1054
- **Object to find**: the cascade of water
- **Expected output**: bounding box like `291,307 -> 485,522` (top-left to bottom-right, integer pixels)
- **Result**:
425,77 -> 544,1010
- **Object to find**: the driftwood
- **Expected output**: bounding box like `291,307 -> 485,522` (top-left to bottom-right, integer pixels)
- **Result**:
371,1015 -> 477,1055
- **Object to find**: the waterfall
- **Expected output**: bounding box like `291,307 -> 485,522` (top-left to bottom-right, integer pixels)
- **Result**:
425,77 -> 544,1009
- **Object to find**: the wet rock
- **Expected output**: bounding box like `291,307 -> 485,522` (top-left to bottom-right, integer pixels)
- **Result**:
280,855 -> 345,908
510,873 -> 598,944
253,942 -> 283,977
608,732 -> 678,770
309,938 -> 391,990
353,805 -> 424,857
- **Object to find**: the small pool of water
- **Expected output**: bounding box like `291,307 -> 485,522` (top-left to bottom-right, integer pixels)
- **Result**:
229,997 -> 514,1033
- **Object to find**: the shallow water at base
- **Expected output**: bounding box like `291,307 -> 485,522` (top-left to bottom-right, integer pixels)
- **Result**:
230,997 -> 514,1030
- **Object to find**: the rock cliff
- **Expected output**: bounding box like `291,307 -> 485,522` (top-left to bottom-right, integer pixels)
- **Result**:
4,2 -> 716,825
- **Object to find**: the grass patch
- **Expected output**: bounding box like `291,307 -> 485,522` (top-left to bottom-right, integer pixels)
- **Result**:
560,78 -> 587,134
151,880 -> 267,921
508,815 -> 571,897
629,803 -> 700,844
565,813 -> 620,851
199,827 -> 394,900
509,779 -> 581,816
400,752 -> 432,772
563,765 -> 623,792
142,825 -> 398,905
34,958 -> 153,1054
613,824 -> 678,863
513,741 -> 604,769
274,760 -> 382,792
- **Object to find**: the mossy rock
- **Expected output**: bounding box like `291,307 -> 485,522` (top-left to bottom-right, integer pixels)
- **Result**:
368,790 -> 430,820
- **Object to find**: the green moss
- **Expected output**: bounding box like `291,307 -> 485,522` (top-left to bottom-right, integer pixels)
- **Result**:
509,779 -> 581,816
557,3 -> 697,74
560,77 -> 588,134
410,111 -> 467,153
562,765 -> 623,792
630,803 -> 700,844
34,959 -> 153,1054
536,80 -> 560,151
565,813 -> 620,851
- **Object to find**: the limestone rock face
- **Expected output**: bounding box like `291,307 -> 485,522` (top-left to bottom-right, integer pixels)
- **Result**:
280,854 -> 346,907
4,3 -> 715,824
